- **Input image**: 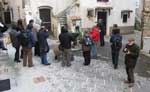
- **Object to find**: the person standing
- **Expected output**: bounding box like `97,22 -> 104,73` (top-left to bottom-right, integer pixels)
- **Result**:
16,19 -> 25,59
110,29 -> 122,69
89,24 -> 100,58
59,26 -> 75,67
20,20 -> 35,67
80,31 -> 92,66
38,26 -> 50,65
33,27 -> 40,56
9,24 -> 21,63
123,38 -> 140,87
98,19 -> 106,47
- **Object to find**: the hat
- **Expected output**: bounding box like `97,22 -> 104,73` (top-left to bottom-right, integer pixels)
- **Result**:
128,38 -> 135,42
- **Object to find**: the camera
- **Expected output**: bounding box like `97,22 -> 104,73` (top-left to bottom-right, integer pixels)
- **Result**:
123,48 -> 128,53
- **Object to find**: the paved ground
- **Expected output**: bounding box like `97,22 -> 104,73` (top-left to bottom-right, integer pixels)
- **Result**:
0,31 -> 150,92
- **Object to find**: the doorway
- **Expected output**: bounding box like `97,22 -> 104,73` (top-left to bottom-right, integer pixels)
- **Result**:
39,8 -> 51,31
97,11 -> 107,32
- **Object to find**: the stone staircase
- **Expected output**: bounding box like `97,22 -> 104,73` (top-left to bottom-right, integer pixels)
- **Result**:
57,0 -> 78,26
0,50 -> 9,61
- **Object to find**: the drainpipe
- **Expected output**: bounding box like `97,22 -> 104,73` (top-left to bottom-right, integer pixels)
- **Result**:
141,0 -> 145,49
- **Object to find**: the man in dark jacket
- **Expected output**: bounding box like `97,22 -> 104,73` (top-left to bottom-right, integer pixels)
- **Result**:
123,38 -> 140,87
110,29 -> 122,69
21,23 -> 35,67
59,26 -> 74,67
98,19 -> 106,47
38,26 -> 50,65
9,25 -> 21,62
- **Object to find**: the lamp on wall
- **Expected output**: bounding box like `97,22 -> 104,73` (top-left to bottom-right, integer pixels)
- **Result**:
2,0 -> 8,5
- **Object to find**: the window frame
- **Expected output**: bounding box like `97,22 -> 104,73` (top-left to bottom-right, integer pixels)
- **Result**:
122,14 -> 128,23
87,9 -> 94,18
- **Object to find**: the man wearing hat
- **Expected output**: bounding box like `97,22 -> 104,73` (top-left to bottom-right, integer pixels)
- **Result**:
123,38 -> 140,87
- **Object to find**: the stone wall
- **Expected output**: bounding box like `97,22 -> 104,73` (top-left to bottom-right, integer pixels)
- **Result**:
143,0 -> 150,37
143,0 -> 150,53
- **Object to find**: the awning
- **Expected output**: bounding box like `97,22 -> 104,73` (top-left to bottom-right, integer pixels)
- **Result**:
121,9 -> 133,13
95,6 -> 113,10
95,3 -> 113,10
94,4 -> 113,15
70,16 -> 81,20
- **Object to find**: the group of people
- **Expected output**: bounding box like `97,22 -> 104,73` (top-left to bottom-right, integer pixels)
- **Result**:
59,23 -> 140,87
110,24 -> 140,87
9,19 -> 50,67
58,20 -> 106,67
0,18 -> 140,87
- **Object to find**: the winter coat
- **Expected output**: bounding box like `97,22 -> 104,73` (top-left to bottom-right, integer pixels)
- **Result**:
59,30 -> 75,49
38,30 -> 49,54
9,29 -> 20,48
123,44 -> 140,68
21,29 -> 35,48
98,23 -> 106,36
110,34 -> 122,51
32,28 -> 38,42
90,26 -> 100,42
79,36 -> 91,52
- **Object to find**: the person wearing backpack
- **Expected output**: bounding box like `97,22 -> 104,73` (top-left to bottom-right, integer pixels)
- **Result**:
79,31 -> 93,66
20,20 -> 35,67
110,29 -> 122,69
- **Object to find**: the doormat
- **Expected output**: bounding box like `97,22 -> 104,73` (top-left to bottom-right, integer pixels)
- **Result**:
33,76 -> 46,84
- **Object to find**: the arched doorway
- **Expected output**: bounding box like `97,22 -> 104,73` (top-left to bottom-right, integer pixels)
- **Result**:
39,6 -> 52,32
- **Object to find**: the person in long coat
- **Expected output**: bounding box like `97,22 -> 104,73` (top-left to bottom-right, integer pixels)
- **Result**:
38,26 -> 50,65
123,38 -> 140,87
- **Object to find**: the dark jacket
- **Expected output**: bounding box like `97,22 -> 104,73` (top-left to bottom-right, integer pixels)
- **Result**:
123,44 -> 140,68
98,23 -> 106,35
22,28 -> 35,48
9,29 -> 20,48
38,30 -> 49,54
110,34 -> 122,51
59,30 -> 74,49
112,28 -> 120,35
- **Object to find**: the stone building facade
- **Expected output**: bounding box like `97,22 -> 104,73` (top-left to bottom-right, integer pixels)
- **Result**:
0,0 -> 25,24
142,0 -> 150,53
67,0 -> 137,35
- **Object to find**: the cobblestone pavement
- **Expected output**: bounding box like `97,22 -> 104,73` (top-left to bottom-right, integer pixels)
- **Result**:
0,44 -> 150,92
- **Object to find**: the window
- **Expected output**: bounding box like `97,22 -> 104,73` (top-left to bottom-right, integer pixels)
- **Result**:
121,10 -> 133,23
22,0 -> 25,8
97,0 -> 109,2
87,10 -> 94,17
122,14 -> 128,23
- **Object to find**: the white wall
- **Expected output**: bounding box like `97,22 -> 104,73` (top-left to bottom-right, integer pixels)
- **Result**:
27,0 -> 74,19
80,0 -> 137,35
8,0 -> 25,22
